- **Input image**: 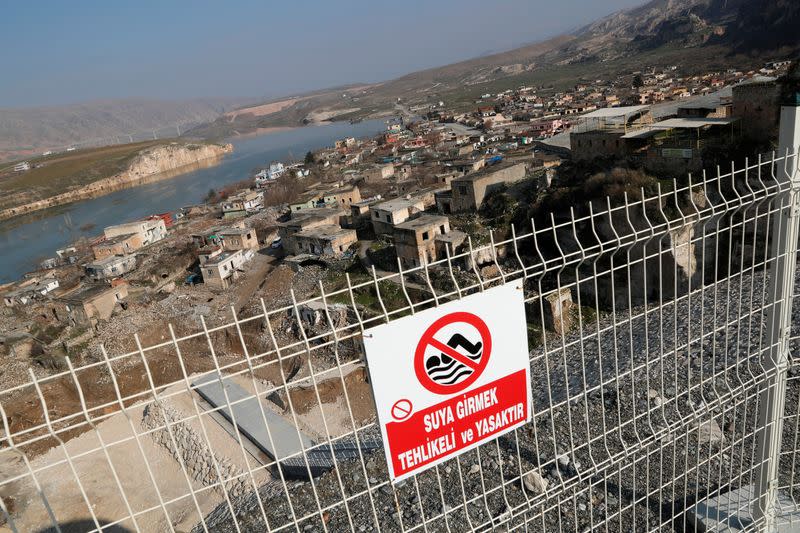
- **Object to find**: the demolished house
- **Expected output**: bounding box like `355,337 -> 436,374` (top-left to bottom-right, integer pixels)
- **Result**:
292,225 -> 357,258
278,208 -> 346,255
84,254 -> 137,281
51,283 -> 129,329
103,218 -> 167,246
2,277 -> 60,307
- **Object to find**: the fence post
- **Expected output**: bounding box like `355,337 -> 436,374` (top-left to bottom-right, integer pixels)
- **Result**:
753,99 -> 800,529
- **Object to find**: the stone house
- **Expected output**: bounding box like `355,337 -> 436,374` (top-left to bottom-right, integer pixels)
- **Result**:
2,277 -> 60,307
393,214 -> 466,268
202,249 -> 255,289
84,254 -> 138,281
293,226 -> 358,257
92,233 -> 144,260
278,208 -> 345,254
218,227 -> 259,251
370,198 -> 426,235
222,190 -> 263,218
289,184 -> 362,212
450,162 -> 527,213
363,164 -> 395,183
51,283 -> 129,328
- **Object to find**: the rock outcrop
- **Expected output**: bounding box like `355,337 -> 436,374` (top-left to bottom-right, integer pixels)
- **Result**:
0,142 -> 232,221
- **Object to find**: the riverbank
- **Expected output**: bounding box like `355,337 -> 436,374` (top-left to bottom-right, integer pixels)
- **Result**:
0,118 -> 389,283
0,142 -> 233,222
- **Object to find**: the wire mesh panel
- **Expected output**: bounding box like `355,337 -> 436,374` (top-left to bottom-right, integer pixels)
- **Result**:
0,152 -> 798,532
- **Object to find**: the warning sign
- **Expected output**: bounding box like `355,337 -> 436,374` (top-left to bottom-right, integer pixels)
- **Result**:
363,281 -> 531,481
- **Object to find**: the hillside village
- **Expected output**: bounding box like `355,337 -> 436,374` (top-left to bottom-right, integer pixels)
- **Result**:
0,60 -> 792,391
0,46 -> 798,531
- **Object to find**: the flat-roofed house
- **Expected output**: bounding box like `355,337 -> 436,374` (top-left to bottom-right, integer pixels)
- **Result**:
393,214 -> 466,268
202,249 -> 255,289
450,162 -> 527,213
84,254 -> 137,281
222,190 -> 263,218
51,283 -> 129,328
363,164 -> 395,183
2,277 -> 60,307
92,233 -> 144,260
293,226 -> 358,257
369,198 -> 426,235
289,184 -> 362,212
278,208 -> 346,254
218,227 -> 259,251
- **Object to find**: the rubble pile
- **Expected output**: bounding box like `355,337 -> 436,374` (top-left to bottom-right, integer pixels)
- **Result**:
141,400 -> 248,497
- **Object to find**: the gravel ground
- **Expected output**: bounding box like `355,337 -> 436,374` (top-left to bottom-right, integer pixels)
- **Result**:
190,256 -> 800,533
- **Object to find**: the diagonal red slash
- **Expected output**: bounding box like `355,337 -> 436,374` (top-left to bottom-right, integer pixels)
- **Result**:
428,337 -> 481,370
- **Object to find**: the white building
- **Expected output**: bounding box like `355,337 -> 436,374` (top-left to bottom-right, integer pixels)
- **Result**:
84,254 -> 137,281
202,249 -> 255,289
103,218 -> 167,246
2,278 -> 60,307
268,161 -> 285,180
13,161 -> 30,172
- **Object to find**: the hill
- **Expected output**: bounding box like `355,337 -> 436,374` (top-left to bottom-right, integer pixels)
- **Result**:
187,0 -> 799,137
5,0 -> 798,153
0,98 -> 246,162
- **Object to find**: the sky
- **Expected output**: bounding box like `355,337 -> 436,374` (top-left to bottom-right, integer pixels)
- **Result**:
0,0 -> 647,108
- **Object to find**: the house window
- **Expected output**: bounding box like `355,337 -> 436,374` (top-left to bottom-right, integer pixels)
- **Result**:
386,214 -> 391,222
458,185 -> 467,195
422,231 -> 429,240
223,265 -> 228,271
207,269 -> 212,275
339,245 -> 343,252
440,225 -> 446,234
246,234 -> 252,240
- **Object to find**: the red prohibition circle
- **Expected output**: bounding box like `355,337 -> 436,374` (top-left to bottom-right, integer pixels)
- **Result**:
414,311 -> 492,395
391,399 -> 413,421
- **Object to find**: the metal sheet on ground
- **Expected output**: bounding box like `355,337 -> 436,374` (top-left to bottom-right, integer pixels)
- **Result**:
193,372 -> 314,461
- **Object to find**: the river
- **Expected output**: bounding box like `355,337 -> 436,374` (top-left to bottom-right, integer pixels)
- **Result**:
0,118 -> 389,284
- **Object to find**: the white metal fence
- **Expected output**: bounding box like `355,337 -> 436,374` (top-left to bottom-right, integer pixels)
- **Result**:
2,149 -> 800,532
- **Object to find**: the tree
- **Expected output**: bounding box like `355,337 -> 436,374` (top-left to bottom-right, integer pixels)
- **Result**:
304,151 -> 315,165
205,188 -> 216,203
632,74 -> 644,89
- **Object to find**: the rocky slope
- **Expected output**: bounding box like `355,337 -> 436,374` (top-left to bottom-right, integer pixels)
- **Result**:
0,142 -> 232,221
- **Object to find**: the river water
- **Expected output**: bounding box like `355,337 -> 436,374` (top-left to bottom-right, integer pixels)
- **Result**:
0,119 -> 388,283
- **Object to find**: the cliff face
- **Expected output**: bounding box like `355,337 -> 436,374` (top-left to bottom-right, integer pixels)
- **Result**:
0,142 -> 232,221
